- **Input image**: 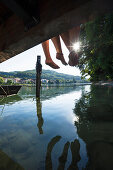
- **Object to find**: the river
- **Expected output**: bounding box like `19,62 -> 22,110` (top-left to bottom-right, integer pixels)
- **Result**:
0,85 -> 113,170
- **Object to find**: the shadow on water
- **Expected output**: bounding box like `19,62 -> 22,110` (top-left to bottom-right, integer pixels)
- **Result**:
74,85 -> 113,170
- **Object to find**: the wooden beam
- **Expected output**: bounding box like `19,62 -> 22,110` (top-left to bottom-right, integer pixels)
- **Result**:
0,0 -> 113,63
1,0 -> 39,29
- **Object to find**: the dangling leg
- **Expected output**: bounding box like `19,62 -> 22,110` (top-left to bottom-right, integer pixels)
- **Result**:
61,31 -> 71,52
61,26 -> 80,52
51,36 -> 67,65
42,40 -> 60,69
61,26 -> 80,66
69,25 -> 80,46
68,26 -> 80,66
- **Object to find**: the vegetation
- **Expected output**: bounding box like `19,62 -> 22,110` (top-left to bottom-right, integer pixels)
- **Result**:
79,12 -> 113,81
0,77 -> 4,85
7,79 -> 13,85
0,69 -> 82,82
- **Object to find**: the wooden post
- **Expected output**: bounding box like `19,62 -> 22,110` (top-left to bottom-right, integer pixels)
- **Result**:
36,55 -> 42,98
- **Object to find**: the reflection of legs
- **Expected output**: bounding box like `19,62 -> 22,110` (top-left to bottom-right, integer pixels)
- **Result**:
42,40 -> 60,69
51,36 -> 67,65
68,139 -> 81,170
36,99 -> 44,134
45,136 -> 61,170
58,142 -> 70,170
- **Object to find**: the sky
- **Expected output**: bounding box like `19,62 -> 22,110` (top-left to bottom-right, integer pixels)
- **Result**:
0,39 -> 81,76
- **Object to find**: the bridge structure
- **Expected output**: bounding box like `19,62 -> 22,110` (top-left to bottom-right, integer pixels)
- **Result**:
0,0 -> 113,64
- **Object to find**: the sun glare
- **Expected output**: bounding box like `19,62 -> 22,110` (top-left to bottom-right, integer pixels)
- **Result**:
73,42 -> 80,52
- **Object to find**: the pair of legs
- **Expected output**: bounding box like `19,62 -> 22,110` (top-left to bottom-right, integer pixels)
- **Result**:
42,36 -> 67,69
42,25 -> 80,69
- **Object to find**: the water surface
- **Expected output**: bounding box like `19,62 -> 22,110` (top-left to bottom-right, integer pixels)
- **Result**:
0,85 -> 113,170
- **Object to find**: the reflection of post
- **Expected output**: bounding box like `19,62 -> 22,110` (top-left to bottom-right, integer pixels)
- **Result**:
36,55 -> 42,98
36,98 -> 44,134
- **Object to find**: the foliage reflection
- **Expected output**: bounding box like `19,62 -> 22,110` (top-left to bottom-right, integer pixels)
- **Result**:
74,85 -> 113,170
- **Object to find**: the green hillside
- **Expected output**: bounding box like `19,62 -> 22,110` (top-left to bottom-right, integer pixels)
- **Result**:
0,69 -> 81,81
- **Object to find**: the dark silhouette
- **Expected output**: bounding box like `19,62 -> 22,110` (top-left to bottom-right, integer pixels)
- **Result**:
36,99 -> 44,134
45,136 -> 61,170
45,136 -> 81,170
58,142 -> 70,170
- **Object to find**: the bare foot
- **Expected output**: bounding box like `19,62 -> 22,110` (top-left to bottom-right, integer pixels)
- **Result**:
46,60 -> 60,69
56,53 -> 67,66
68,51 -> 79,66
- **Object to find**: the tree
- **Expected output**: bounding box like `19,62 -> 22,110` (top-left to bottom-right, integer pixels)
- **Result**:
55,79 -> 60,84
0,77 -> 4,84
7,79 -> 13,85
79,12 -> 113,81
73,78 -> 76,83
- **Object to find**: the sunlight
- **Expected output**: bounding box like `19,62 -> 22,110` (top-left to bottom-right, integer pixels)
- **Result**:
73,42 -> 80,52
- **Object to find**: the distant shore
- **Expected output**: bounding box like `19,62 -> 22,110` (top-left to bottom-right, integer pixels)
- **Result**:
94,81 -> 113,86
21,82 -> 92,87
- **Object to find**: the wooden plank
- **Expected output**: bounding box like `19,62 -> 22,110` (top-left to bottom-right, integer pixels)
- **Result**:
0,0 -> 113,63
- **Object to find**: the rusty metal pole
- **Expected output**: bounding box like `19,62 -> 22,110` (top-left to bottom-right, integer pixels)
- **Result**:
36,55 -> 42,98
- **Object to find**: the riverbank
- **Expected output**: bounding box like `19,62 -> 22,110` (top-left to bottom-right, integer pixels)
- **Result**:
20,82 -> 91,87
94,81 -> 113,86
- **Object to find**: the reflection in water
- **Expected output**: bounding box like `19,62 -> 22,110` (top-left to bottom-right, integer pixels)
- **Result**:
46,136 -> 61,170
68,139 -> 81,170
0,149 -> 24,170
74,85 -> 113,170
0,95 -> 22,118
1,85 -> 113,169
58,141 -> 70,170
0,86 -> 84,170
36,99 -> 44,134
19,86 -> 80,101
46,136 -> 81,170
0,95 -> 22,106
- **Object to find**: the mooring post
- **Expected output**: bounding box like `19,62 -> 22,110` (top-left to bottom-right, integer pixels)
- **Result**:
36,55 -> 42,98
